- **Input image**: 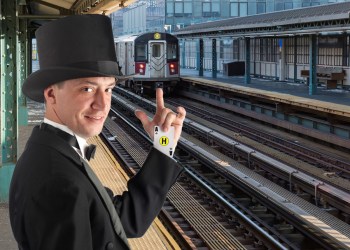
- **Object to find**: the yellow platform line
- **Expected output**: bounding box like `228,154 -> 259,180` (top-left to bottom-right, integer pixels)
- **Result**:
88,136 -> 181,250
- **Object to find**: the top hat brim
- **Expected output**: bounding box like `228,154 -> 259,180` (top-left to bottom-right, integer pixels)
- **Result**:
23,66 -> 130,103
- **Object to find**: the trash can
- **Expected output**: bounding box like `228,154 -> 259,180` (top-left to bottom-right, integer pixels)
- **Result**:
223,61 -> 245,76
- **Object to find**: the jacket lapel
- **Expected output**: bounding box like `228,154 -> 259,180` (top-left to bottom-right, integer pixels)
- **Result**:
81,160 -> 130,248
29,126 -> 130,248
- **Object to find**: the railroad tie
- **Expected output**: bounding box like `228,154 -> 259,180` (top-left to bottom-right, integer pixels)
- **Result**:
168,183 -> 246,250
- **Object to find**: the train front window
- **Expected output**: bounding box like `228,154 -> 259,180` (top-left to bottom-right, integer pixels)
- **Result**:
135,44 -> 147,62
167,43 -> 178,60
152,44 -> 161,58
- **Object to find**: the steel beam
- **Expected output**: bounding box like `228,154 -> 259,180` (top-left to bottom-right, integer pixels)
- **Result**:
181,39 -> 185,68
245,37 -> 251,84
293,36 -> 297,82
197,39 -> 204,76
0,0 -> 17,202
17,18 -> 28,126
309,34 -> 317,95
212,39 -> 217,78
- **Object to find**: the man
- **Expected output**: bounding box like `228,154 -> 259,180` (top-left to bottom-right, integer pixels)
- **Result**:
9,15 -> 186,250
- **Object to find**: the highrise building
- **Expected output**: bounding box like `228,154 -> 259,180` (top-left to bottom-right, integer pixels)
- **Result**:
110,0 -> 346,36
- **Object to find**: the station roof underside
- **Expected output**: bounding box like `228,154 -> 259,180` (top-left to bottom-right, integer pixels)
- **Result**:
20,0 -> 135,21
18,0 -> 137,34
174,2 -> 350,39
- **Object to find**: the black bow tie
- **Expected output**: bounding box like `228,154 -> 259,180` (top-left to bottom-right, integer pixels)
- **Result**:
85,144 -> 96,161
40,123 -> 96,161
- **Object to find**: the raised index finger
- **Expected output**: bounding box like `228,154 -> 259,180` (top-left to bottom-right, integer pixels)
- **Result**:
156,88 -> 164,111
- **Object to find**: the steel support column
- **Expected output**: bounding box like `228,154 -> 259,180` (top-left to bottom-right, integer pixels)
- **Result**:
309,34 -> 317,95
17,18 -> 28,125
279,38 -> 286,81
212,38 -> 217,78
294,36 -> 297,82
181,39 -> 185,68
0,0 -> 17,202
197,38 -> 203,76
245,37 -> 251,84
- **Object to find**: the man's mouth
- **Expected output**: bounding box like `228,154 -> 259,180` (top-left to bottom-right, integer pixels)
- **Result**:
85,115 -> 104,120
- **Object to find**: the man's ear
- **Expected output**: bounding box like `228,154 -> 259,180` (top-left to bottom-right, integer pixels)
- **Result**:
43,85 -> 56,104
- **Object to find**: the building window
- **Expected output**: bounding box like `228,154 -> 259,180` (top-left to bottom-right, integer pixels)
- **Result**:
174,2 -> 183,17
302,0 -> 320,7
212,2 -> 220,17
240,2 -> 248,17
166,2 -> 174,17
257,1 -> 266,14
230,2 -> 238,17
285,2 -> 293,10
219,39 -> 235,60
184,2 -> 192,17
230,1 -> 247,17
202,1 -> 220,17
276,1 -> 293,10
318,36 -> 345,66
32,41 -> 38,60
287,37 -> 309,64
203,2 -> 211,17
254,38 -> 277,62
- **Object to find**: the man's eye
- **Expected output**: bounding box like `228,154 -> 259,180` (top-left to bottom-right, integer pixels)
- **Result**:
83,88 -> 93,92
106,88 -> 113,93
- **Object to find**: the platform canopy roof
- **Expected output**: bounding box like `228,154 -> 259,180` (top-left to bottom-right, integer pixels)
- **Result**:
19,0 -> 135,19
18,0 -> 136,34
174,2 -> 350,38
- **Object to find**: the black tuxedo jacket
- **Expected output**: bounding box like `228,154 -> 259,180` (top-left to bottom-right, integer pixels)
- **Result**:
9,125 -> 183,250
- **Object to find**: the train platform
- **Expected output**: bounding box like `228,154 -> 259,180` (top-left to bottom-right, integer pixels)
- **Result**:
0,102 -> 180,250
180,68 -> 350,113
0,124 -> 36,250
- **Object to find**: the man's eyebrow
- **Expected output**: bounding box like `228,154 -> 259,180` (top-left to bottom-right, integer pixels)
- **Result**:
83,80 -> 116,86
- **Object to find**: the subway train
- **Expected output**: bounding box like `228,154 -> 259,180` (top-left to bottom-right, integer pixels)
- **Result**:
115,32 -> 180,95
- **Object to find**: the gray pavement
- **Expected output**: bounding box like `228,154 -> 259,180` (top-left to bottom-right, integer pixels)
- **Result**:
0,61 -> 43,250
1,125 -> 36,250
0,99 -> 42,250
0,203 -> 17,250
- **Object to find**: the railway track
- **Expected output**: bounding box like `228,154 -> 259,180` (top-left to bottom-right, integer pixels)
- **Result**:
113,87 -> 350,222
103,109 -> 260,249
104,88 -> 350,249
165,98 -> 350,180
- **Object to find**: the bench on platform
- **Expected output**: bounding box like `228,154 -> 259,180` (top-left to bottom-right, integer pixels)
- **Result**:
300,66 -> 345,89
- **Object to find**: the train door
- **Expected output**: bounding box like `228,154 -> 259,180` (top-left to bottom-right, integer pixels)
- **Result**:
149,41 -> 166,78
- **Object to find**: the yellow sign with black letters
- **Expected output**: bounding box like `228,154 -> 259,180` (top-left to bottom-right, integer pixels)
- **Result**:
159,136 -> 169,146
154,33 -> 161,40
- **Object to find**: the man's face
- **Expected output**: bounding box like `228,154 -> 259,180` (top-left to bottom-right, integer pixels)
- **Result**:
45,77 -> 116,139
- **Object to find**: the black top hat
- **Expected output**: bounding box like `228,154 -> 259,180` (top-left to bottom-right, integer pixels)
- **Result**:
23,14 -> 123,103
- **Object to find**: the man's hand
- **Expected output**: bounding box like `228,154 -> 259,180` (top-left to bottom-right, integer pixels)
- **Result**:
134,88 -> 186,147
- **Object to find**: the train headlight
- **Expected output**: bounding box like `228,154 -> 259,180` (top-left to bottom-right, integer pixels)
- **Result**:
168,62 -> 178,75
135,62 -> 146,75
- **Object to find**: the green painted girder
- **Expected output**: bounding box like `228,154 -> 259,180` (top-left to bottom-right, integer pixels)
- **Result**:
245,37 -> 251,84
17,18 -> 28,126
1,0 -> 18,202
309,34 -> 317,95
212,38 -> 217,78
197,39 -> 203,76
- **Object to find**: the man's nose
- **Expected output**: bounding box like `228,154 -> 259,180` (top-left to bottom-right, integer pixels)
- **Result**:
92,91 -> 109,110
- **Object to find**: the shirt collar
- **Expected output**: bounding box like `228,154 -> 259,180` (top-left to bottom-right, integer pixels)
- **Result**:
43,118 -> 89,159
